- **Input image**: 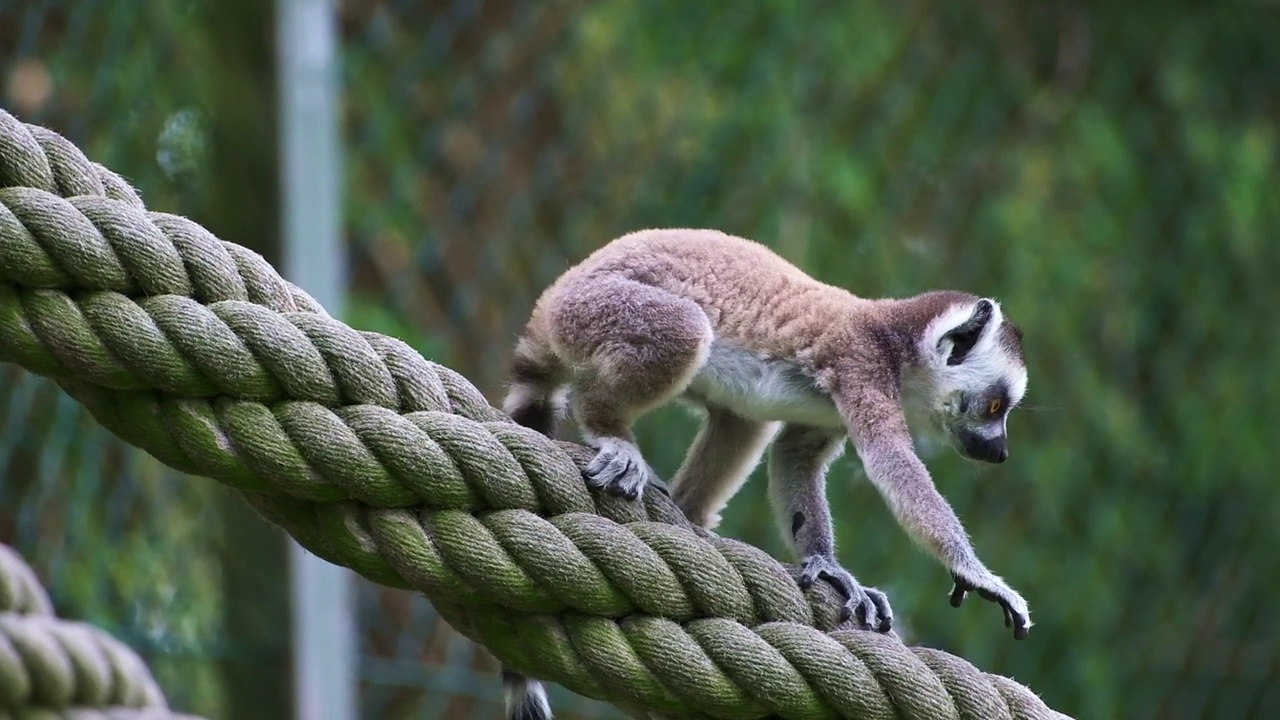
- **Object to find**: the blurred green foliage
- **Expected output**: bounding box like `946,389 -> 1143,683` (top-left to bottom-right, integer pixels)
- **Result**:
1,0 -> 226,715
3,0 -> 1277,718
345,2 -> 1278,717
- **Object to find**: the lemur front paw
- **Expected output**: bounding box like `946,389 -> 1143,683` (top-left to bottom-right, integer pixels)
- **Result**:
584,439 -> 650,501
949,572 -> 1031,640
798,554 -> 894,633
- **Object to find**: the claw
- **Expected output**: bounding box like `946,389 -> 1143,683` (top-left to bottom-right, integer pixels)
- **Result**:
583,439 -> 650,501
949,572 -> 1030,640
867,588 -> 894,632
799,555 -> 893,633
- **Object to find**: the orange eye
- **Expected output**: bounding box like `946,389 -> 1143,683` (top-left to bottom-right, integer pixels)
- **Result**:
987,398 -> 1003,415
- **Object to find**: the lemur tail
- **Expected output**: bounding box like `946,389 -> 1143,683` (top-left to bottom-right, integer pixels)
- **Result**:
502,667 -> 552,720
500,334 -> 562,720
502,331 -> 566,437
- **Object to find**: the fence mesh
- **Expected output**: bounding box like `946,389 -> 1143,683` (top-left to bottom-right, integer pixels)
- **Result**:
1,0 -> 227,715
3,1 -> 1279,718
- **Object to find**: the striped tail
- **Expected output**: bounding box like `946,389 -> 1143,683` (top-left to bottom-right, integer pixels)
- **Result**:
500,332 -> 562,719
502,667 -> 552,720
501,333 -> 566,437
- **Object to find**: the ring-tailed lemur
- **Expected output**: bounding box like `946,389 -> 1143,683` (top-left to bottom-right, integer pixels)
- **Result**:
499,228 -> 1032,720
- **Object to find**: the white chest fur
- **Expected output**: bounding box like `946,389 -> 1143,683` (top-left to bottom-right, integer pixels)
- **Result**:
685,341 -> 842,427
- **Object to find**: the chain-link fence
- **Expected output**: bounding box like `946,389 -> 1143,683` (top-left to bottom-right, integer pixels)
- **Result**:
1,0 -> 228,715
3,1 -> 1279,718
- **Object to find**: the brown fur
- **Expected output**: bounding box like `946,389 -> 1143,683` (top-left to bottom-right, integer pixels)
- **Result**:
503,228 -> 1032,645
514,229 -> 982,396
523,229 -> 883,382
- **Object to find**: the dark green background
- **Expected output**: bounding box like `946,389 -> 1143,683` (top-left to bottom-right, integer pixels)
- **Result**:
1,1 -> 1275,718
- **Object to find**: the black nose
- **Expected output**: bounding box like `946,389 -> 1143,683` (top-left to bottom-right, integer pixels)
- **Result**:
960,431 -> 1007,464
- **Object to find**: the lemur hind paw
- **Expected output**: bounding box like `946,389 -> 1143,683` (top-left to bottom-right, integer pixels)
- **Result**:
583,439 -> 650,501
949,572 -> 1032,640
798,554 -> 894,633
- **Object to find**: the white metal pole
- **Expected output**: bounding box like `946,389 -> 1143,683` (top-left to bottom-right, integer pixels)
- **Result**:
276,1 -> 354,718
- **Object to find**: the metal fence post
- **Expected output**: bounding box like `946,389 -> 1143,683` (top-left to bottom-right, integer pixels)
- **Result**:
277,0 -> 354,718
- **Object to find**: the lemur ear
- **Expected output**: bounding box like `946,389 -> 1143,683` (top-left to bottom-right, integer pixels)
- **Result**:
940,299 -> 994,366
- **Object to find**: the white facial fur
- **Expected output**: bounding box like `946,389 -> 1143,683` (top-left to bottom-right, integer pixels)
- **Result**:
917,299 -> 1028,427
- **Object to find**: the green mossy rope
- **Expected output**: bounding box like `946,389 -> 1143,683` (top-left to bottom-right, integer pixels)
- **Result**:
0,108 -> 1072,720
0,545 -> 199,717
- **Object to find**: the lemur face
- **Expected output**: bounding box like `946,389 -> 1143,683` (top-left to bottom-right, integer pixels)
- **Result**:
925,299 -> 1027,464
938,379 -> 1018,463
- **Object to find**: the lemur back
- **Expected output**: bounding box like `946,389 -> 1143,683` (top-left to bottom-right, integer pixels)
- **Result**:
521,228 -> 863,366
506,229 -> 875,437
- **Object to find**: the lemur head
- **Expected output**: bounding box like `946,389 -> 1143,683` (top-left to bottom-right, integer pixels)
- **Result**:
918,298 -> 1027,464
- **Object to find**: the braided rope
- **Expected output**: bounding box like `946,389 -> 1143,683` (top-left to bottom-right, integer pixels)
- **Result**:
0,546 -> 199,717
0,545 -> 53,617
0,108 -> 1073,720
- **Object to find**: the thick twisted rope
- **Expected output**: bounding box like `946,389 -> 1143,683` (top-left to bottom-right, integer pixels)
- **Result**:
0,108 -> 1072,720
0,545 -> 199,717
